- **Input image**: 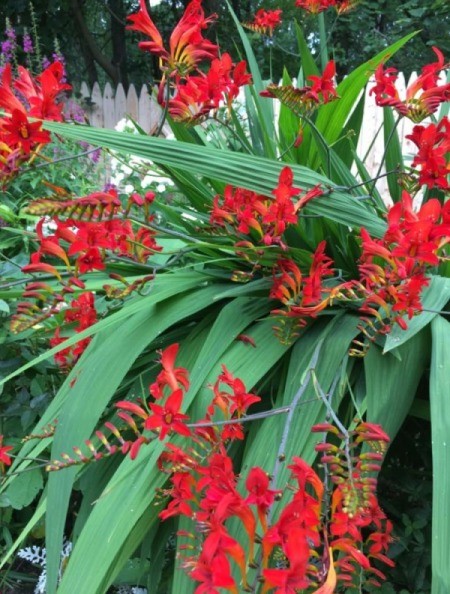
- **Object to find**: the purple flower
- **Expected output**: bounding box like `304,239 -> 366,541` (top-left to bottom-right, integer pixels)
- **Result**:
63,99 -> 85,123
42,55 -> 51,69
89,148 -> 102,164
1,39 -> 14,62
23,33 -> 33,54
6,24 -> 16,41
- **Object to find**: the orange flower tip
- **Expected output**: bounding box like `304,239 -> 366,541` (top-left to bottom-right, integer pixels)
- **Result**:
311,423 -> 338,434
315,442 -> 336,452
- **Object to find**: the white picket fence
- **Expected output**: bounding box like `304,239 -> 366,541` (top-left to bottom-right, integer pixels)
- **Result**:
77,71 -> 446,200
78,81 -> 167,134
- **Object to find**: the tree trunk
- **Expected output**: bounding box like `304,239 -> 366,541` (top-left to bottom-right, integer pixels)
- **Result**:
108,0 -> 129,90
69,0 -> 118,85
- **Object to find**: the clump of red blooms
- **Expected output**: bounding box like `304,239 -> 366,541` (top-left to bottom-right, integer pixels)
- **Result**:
11,190 -> 160,369
295,0 -> 359,14
405,117 -> 450,191
0,61 -> 70,185
46,344 -> 394,593
210,166 -> 323,249
370,47 -> 450,123
244,9 -> 283,37
269,190 -> 449,344
354,191 -> 450,334
209,172 -> 449,345
127,0 -> 252,124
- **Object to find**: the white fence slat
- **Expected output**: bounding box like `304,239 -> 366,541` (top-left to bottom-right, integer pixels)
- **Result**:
89,82 -> 104,128
114,83 -> 127,124
102,82 -> 116,129
138,84 -> 154,133
126,83 -> 139,122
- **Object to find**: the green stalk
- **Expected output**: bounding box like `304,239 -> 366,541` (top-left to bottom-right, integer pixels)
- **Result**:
318,12 -> 329,70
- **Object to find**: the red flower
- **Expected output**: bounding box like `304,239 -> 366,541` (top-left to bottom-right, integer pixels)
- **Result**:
246,9 -> 282,37
370,47 -> 450,122
146,388 -> 191,440
149,343 -> 190,398
1,109 -> 51,153
263,563 -> 310,593
368,520 -> 394,554
406,118 -> 450,190
0,62 -> 70,122
245,467 -> 281,530
128,0 -> 218,76
295,0 -> 335,13
76,247 -> 105,274
189,550 -> 237,594
0,436 -> 13,472
295,0 -> 358,14
306,60 -> 338,103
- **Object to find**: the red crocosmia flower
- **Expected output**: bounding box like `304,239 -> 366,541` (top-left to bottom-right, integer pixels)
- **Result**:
76,247 -> 105,274
15,62 -> 70,121
146,388 -> 191,440
307,60 -> 338,103
331,537 -> 371,568
127,0 -> 218,76
289,456 -> 324,500
116,400 -> 149,421
246,9 -> 283,37
263,560 -> 310,593
295,0 -> 334,13
302,241 -> 334,306
0,65 -> 26,114
368,519 -> 394,554
370,47 -> 450,122
189,550 -> 238,594
2,109 -> 51,153
150,343 -> 190,398
406,118 -> 450,190
245,467 -> 281,531
0,436 -> 13,472
0,62 -> 70,123
221,422 -> 245,441
159,471 -> 196,519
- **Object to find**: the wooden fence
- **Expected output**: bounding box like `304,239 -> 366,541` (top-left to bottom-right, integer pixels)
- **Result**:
78,81 -> 167,134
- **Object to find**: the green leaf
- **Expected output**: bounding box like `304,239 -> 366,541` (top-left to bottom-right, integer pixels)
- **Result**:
295,22 -> 320,79
44,282 -> 227,593
384,276 -> 450,353
224,0 -> 276,159
0,299 -> 10,315
337,89 -> 366,168
0,272 -> 207,389
365,328 -> 430,440
383,107 -> 403,202
430,315 -> 450,594
4,468 -> 43,510
44,122 -> 386,238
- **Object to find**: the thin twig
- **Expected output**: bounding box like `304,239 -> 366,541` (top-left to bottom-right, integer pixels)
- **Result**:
269,341 -> 323,497
186,399 -> 318,429
211,116 -> 253,153
312,370 -> 355,492
154,78 -> 170,137
34,146 -> 102,169
370,113 -> 402,196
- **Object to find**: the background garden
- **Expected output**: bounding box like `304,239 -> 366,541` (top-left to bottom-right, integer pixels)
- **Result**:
0,1 -> 449,593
